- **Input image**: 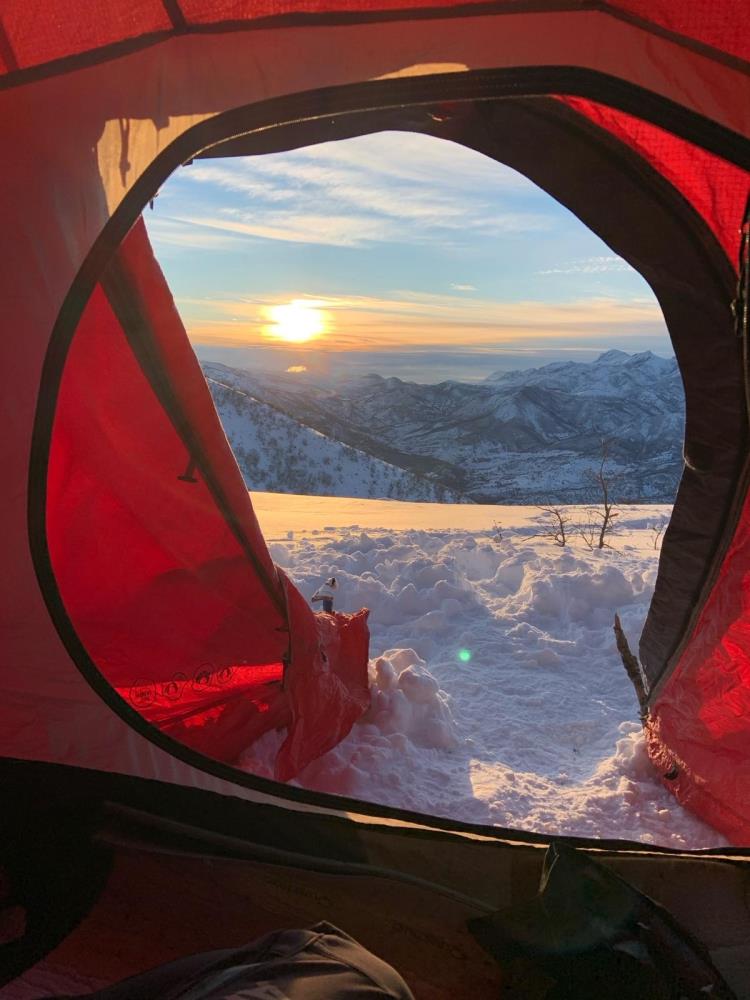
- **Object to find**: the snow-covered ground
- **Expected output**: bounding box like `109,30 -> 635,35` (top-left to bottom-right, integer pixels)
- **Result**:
247,494 -> 725,849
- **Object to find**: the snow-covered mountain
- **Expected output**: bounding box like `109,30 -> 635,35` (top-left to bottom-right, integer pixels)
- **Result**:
205,350 -> 684,504
486,348 -> 676,396
207,376 -> 465,502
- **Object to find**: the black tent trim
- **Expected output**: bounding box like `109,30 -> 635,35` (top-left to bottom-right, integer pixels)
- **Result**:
5,759 -> 750,875
28,68 -> 750,843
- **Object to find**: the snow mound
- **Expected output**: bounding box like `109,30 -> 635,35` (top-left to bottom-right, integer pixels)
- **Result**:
368,649 -> 460,750
236,647 -> 459,796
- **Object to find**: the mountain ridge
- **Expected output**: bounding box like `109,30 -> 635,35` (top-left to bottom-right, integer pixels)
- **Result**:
204,349 -> 684,504
207,375 -> 467,503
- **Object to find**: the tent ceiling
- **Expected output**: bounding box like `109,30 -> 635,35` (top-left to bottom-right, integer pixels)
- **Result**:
1,1 -> 747,86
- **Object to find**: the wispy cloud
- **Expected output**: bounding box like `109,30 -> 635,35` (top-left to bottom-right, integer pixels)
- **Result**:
146,215 -> 244,251
165,133 -> 552,250
538,256 -> 634,275
145,131 -> 669,371
169,212 -> 397,249
185,208 -> 547,247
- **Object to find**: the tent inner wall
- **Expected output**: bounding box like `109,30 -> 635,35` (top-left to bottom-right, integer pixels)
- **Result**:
47,238 -> 293,761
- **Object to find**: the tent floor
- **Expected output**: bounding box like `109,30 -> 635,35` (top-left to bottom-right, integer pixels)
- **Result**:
3,830 -> 501,998
3,762 -> 750,998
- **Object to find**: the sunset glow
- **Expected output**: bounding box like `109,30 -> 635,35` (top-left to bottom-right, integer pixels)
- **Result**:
146,131 -> 670,380
263,300 -> 328,344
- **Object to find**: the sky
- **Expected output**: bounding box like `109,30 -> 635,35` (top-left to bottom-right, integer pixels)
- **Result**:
145,131 -> 671,383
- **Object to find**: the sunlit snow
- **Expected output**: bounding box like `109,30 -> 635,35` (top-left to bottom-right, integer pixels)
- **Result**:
245,494 -> 724,849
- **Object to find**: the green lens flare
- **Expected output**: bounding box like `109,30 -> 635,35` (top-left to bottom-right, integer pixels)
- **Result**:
458,648 -> 472,663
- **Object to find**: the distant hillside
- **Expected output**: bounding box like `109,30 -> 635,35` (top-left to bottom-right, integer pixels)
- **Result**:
207,376 -> 467,503
205,350 -> 684,504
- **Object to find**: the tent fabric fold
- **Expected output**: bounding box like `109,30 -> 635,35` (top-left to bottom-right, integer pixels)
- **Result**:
46,219 -> 370,780
277,581 -> 371,783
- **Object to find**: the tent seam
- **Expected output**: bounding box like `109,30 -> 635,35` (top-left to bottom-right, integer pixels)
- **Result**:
1,4 -> 748,93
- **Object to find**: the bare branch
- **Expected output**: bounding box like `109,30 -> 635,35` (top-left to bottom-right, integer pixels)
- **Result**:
613,613 -> 648,718
578,511 -> 597,550
536,506 -> 571,547
650,518 -> 667,550
583,438 -> 620,549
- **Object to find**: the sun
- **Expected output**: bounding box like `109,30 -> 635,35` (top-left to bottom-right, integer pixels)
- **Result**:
264,300 -> 328,344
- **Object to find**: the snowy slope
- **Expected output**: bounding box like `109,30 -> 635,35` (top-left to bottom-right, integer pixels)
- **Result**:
207,376 -> 465,502
244,494 -> 722,849
486,348 -> 677,396
205,352 -> 684,504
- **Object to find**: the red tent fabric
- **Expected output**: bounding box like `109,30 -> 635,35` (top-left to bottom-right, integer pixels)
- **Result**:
646,476 -> 750,845
561,97 -> 749,263
0,0 -> 748,843
276,583 -> 371,783
47,219 -> 370,778
1,2 -> 747,77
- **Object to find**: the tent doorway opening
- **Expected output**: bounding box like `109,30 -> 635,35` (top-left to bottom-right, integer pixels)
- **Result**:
128,129 -> 709,846
147,128 -> 684,513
